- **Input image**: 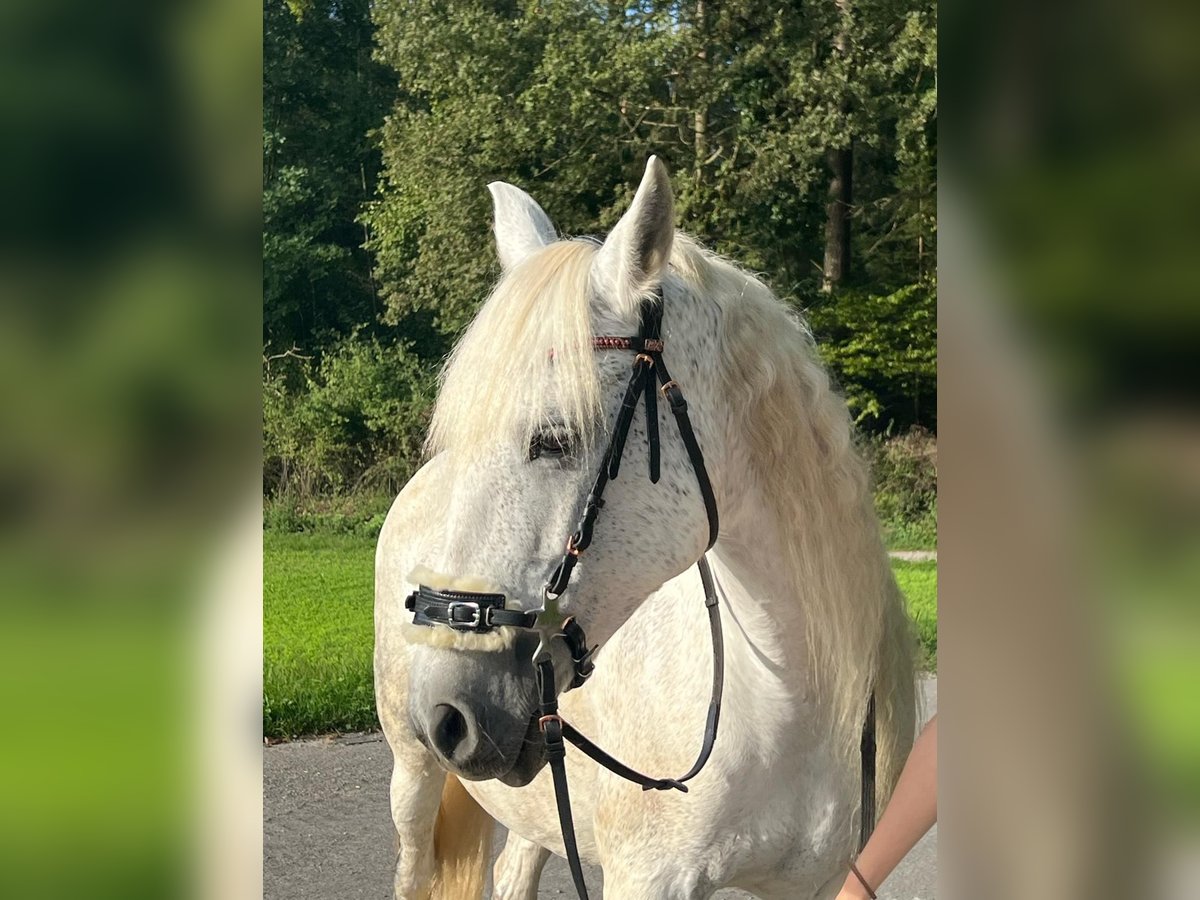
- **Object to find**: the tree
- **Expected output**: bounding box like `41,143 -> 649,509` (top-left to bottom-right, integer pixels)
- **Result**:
822,0 -> 854,294
366,0 -> 936,431
263,0 -> 394,352
263,0 -> 938,504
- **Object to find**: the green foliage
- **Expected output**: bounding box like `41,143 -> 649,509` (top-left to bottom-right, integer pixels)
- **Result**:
864,428 -> 937,548
263,0 -> 394,351
263,336 -> 436,500
882,509 -> 938,552
263,492 -> 394,538
364,0 -> 938,383
263,0 -> 938,509
263,532 -> 936,737
808,280 -> 937,427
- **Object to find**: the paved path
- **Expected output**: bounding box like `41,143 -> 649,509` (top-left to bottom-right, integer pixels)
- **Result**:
265,679 -> 936,899
888,550 -> 937,563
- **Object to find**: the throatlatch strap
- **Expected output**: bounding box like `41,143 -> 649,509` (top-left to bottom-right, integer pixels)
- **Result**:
644,361 -> 660,483
674,557 -> 724,781
640,302 -> 663,484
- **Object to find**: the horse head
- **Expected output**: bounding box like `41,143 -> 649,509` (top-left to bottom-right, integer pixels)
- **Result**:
400,158 -> 727,783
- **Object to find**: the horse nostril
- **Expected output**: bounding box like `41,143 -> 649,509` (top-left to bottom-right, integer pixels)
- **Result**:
430,703 -> 470,759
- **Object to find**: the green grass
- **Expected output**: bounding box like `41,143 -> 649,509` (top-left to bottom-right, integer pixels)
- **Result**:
264,533 -> 938,737
264,532 -> 378,738
891,560 -> 938,669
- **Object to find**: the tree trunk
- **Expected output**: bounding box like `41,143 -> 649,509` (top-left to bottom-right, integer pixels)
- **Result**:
821,0 -> 853,294
693,0 -> 707,183
821,144 -> 852,293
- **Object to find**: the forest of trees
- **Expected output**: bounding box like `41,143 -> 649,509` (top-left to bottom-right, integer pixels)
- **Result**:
264,0 -> 937,509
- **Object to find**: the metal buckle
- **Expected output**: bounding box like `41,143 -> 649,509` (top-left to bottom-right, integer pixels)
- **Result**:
446,600 -> 484,630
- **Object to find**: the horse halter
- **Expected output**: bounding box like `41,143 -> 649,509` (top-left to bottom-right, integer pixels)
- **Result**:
405,289 -> 725,899
404,289 -> 876,900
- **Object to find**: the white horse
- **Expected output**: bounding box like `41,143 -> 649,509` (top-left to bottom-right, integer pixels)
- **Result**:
375,157 -> 916,900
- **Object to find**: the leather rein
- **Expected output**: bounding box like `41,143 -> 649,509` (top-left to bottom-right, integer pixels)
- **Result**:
405,291 -> 875,899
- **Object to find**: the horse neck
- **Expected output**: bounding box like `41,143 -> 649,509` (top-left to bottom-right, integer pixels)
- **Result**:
708,476 -> 811,681
702,387 -> 885,716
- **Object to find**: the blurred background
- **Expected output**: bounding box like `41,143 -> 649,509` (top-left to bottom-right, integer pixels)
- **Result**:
0,0 -> 260,895
940,0 -> 1200,895
0,0 -> 1195,895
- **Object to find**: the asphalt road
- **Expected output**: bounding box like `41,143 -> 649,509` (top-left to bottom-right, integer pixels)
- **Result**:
265,678 -> 936,899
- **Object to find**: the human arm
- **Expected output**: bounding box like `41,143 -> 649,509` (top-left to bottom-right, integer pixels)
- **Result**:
837,714 -> 937,899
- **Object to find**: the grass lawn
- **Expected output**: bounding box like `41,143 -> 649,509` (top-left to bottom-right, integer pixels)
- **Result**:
891,560 -> 937,670
264,533 -> 938,737
264,532 -> 378,737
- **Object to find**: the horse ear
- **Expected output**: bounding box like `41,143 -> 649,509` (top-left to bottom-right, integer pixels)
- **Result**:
595,156 -> 675,311
487,182 -> 557,270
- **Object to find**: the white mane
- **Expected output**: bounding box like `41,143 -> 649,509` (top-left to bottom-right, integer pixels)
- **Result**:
678,237 -> 914,782
427,239 -> 604,461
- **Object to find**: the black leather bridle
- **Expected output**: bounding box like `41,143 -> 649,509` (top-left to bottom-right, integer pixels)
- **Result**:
405,290 -> 875,899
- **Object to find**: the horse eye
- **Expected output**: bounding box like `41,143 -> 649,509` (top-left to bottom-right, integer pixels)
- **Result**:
529,429 -> 572,461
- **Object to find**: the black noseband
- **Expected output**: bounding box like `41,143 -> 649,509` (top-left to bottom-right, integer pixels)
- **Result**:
405,585 -> 539,632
